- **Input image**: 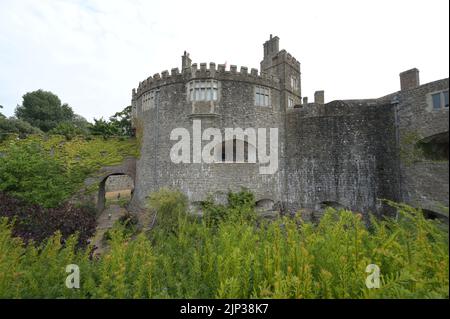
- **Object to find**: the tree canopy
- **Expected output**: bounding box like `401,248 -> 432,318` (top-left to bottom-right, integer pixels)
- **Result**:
89,105 -> 133,137
15,90 -> 75,132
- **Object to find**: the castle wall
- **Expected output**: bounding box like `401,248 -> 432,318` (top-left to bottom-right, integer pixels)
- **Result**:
129,36 -> 448,219
393,78 -> 449,216
132,66 -> 286,208
105,175 -> 134,192
285,101 -> 400,217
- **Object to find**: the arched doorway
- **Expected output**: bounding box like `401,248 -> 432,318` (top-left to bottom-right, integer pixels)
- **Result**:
97,173 -> 135,212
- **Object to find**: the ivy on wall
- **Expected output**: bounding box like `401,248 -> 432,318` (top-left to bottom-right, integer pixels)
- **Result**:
399,131 -> 425,166
0,134 -> 140,207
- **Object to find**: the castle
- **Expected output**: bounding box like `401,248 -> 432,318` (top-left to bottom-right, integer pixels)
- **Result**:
128,35 -> 449,221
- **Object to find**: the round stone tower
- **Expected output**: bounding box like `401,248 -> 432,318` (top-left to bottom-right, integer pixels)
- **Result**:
130,49 -> 293,209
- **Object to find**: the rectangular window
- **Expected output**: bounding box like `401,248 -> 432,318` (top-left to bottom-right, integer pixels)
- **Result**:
290,76 -> 298,91
432,93 -> 442,109
255,86 -> 270,106
288,98 -> 294,108
200,88 -> 205,100
142,90 -> 156,111
444,91 -> 449,108
189,80 -> 218,101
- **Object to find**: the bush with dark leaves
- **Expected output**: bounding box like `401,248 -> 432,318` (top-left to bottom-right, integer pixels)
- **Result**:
0,192 -> 96,246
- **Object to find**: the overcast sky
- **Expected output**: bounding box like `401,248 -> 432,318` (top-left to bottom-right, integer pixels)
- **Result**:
0,0 -> 448,121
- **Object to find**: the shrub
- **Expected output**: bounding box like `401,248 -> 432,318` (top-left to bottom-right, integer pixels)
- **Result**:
0,190 -> 448,299
0,117 -> 42,140
49,122 -> 88,140
202,189 -> 256,226
0,192 -> 96,246
147,188 -> 188,234
0,135 -> 139,207
0,142 -> 72,207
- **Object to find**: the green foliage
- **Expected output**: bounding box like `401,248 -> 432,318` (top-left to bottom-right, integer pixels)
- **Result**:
202,189 -> 256,227
49,114 -> 91,140
0,191 -> 447,299
110,105 -> 133,136
147,188 -> 189,234
0,135 -> 139,207
0,117 -> 43,140
50,122 -> 87,140
15,90 -> 75,132
89,106 -> 133,138
0,142 -> 69,207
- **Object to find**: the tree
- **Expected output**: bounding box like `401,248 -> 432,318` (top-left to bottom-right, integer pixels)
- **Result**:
15,90 -> 74,132
89,105 -> 133,137
49,114 -> 91,140
0,117 -> 42,139
0,105 -> 4,119
110,105 -> 132,136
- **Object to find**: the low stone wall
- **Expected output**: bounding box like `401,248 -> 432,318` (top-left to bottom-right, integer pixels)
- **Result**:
105,175 -> 134,192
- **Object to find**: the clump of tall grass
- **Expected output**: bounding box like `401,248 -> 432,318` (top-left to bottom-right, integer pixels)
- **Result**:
0,190 -> 448,298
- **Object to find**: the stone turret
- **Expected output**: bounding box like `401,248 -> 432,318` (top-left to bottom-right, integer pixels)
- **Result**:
182,51 -> 192,70
260,35 -> 302,109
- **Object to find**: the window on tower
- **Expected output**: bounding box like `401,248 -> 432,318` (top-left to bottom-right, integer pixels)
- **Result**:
142,90 -> 158,111
188,80 -> 218,102
290,76 -> 298,91
288,97 -> 294,108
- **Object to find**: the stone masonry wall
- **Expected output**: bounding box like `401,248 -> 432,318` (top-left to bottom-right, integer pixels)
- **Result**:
105,175 -> 134,193
131,72 -> 285,209
394,78 -> 449,215
285,100 -> 400,218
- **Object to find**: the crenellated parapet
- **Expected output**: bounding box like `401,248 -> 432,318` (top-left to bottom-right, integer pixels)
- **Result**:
133,62 -> 280,99
273,49 -> 300,71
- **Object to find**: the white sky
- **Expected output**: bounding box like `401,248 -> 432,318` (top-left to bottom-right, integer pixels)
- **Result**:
0,0 -> 448,121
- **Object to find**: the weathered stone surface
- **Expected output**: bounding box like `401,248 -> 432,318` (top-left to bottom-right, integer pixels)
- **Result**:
126,35 -> 448,220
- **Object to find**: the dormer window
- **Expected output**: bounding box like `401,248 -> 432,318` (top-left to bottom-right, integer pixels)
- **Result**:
255,86 -> 270,106
188,80 -> 218,102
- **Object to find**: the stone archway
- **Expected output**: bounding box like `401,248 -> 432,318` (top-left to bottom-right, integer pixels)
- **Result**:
97,173 -> 135,212
82,157 -> 137,213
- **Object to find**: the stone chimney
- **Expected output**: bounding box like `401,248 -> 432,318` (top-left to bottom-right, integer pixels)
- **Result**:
182,51 -> 192,70
263,34 -> 280,59
303,97 -> 308,105
400,68 -> 420,91
314,90 -> 325,104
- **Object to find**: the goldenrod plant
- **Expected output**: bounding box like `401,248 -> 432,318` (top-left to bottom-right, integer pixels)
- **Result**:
0,190 -> 447,299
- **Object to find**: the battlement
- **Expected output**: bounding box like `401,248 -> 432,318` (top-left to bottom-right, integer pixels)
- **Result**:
272,49 -> 300,71
185,62 -> 278,81
134,61 -> 280,98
